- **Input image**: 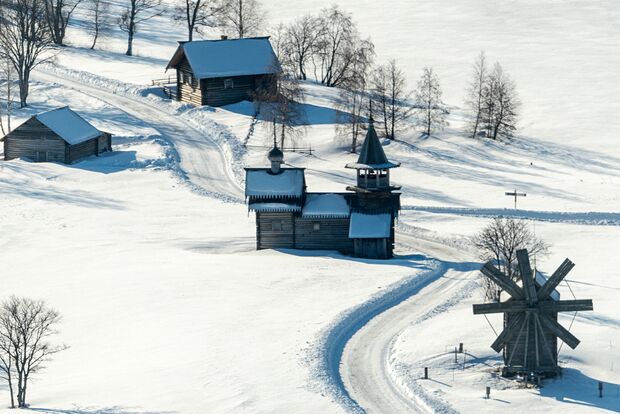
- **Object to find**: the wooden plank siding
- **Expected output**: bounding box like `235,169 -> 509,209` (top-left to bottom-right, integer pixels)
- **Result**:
503,312 -> 558,375
3,118 -> 66,162
294,218 -> 353,253
176,58 -> 203,106
256,212 -> 295,249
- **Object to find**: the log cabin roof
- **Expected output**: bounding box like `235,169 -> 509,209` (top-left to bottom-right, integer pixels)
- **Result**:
5,107 -> 102,145
302,193 -> 350,218
348,212 -> 392,238
245,168 -> 305,199
346,120 -> 400,170
166,37 -> 280,79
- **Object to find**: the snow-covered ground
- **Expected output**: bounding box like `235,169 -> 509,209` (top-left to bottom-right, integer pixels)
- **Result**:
0,0 -> 618,413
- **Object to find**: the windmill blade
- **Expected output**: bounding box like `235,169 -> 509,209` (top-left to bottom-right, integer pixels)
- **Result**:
473,300 -> 527,314
539,299 -> 594,313
534,314 -> 557,367
480,262 -> 524,300
537,259 -> 575,300
517,249 -> 537,304
539,313 -> 580,349
491,313 -> 525,353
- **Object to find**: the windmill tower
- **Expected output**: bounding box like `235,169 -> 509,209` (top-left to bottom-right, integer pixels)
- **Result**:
473,249 -> 593,377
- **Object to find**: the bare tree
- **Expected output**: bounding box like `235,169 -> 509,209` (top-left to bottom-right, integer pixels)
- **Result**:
481,62 -> 520,140
414,67 -> 447,136
465,51 -> 488,139
283,14 -> 323,80
85,0 -> 112,49
174,0 -> 222,41
43,0 -> 82,46
0,58 -> 14,136
0,0 -> 55,107
118,0 -> 162,56
336,86 -> 367,153
473,217 -> 549,301
219,0 -> 264,39
313,6 -> 374,88
0,297 -> 67,408
371,59 -> 412,140
255,60 -> 305,149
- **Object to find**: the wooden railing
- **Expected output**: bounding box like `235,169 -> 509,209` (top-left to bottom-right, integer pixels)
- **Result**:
151,77 -> 177,100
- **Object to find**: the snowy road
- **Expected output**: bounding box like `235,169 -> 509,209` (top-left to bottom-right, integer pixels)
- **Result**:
33,70 -> 244,202
339,233 -> 478,413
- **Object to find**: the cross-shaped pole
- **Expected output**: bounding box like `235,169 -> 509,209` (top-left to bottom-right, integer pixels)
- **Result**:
505,189 -> 526,209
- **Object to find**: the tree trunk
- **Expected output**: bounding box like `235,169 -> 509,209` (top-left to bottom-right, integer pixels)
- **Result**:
18,72 -> 29,108
126,23 -> 134,56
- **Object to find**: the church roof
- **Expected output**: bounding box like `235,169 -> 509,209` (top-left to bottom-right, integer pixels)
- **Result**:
245,168 -> 305,199
346,121 -> 400,170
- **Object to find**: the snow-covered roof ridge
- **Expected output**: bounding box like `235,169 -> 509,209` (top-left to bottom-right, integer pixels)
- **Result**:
35,106 -> 102,145
167,37 -> 280,79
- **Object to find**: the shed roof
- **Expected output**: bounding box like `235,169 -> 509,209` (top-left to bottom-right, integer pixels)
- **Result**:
34,107 -> 101,145
302,194 -> 350,218
245,168 -> 305,199
166,37 -> 280,79
346,121 -> 399,170
348,212 -> 392,238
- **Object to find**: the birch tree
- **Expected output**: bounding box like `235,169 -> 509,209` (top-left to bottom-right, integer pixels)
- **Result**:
85,0 -> 112,49
0,297 -> 67,408
371,59 -> 412,140
465,51 -> 488,138
283,14 -> 323,80
118,0 -> 162,56
0,59 -> 14,136
0,0 -> 54,107
43,0 -> 83,46
481,62 -> 520,140
219,0 -> 264,38
174,0 -> 223,41
414,67 -> 447,136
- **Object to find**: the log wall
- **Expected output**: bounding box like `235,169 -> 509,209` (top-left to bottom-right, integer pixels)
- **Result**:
256,212 -> 295,249
294,218 -> 352,253
503,312 -> 558,375
3,118 -> 67,162
176,59 -> 203,106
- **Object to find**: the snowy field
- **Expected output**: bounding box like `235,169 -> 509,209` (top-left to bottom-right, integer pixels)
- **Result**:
0,0 -> 618,413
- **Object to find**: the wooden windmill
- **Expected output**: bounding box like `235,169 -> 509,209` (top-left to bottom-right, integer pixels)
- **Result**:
473,249 -> 593,377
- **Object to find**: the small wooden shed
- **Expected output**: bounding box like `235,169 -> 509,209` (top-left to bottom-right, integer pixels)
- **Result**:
165,36 -> 280,107
2,107 -> 111,164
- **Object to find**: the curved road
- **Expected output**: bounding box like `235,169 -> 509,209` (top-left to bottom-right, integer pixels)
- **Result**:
33,69 -> 472,413
341,233 -> 477,413
33,70 -> 244,202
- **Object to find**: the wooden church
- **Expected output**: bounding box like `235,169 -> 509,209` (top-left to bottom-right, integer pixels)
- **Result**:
244,118 -> 401,259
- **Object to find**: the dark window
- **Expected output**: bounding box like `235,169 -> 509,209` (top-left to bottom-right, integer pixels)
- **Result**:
272,221 -> 282,231
313,222 -> 321,232
224,79 -> 234,89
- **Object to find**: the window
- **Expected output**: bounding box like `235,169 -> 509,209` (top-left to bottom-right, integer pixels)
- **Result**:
224,78 -> 234,89
271,221 -> 282,231
313,222 -> 321,232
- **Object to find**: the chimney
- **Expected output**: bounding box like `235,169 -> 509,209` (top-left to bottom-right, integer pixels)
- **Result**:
221,35 -> 228,40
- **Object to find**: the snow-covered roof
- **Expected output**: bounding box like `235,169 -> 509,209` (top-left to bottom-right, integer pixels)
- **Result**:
245,168 -> 305,199
535,271 -> 560,301
35,107 -> 101,145
302,194 -> 350,218
249,202 -> 302,213
167,37 -> 280,79
348,213 -> 392,238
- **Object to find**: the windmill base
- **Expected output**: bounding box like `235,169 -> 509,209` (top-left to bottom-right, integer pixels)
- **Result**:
502,365 -> 561,379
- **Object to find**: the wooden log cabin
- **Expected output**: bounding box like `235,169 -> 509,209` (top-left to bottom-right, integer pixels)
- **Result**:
245,119 -> 401,259
2,106 -> 112,164
165,36 -> 280,107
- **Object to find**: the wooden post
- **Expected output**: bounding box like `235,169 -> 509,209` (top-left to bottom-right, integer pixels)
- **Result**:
454,347 -> 458,363
459,343 -> 464,353
424,367 -> 428,379
599,381 -> 603,398
485,386 -> 490,399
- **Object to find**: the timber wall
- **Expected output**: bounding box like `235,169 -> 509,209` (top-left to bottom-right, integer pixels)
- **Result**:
3,118 -> 67,162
